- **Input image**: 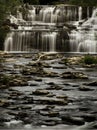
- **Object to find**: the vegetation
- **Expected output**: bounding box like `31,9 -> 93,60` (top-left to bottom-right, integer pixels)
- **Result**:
0,0 -> 22,49
23,0 -> 39,5
82,55 -> 97,64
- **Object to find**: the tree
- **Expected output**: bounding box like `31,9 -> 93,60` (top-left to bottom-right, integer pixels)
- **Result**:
69,0 -> 97,6
0,0 -> 22,50
23,0 -> 39,5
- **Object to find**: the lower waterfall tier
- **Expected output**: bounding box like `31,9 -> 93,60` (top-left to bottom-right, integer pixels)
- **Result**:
4,31 -> 69,52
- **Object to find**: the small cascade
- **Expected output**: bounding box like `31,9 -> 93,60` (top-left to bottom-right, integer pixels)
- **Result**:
27,7 -> 36,21
17,10 -> 23,19
3,5 -> 95,53
78,6 -> 82,21
39,7 -> 55,23
4,32 -> 14,51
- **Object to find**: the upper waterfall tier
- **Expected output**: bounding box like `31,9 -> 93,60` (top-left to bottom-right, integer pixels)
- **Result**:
7,5 -> 93,25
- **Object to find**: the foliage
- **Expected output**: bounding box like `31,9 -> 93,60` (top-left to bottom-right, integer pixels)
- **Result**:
0,75 -> 10,85
0,0 -> 22,19
82,55 -> 97,64
69,0 -> 97,6
0,0 -> 22,50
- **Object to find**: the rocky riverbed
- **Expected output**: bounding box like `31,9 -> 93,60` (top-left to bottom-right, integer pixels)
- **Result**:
0,52 -> 97,130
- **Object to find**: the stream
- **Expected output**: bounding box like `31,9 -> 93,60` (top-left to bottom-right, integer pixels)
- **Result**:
0,52 -> 97,129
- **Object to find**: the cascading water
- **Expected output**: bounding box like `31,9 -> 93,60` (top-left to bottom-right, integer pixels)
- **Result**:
4,5 -> 95,53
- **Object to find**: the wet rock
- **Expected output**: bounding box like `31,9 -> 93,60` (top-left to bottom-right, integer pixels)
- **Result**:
23,117 -> 33,124
29,83 -> 38,86
64,56 -> 82,65
42,105 -> 55,111
9,78 -> 28,86
56,95 -> 68,100
17,112 -> 28,119
0,85 -> 8,89
43,70 -> 58,77
13,64 -> 24,69
22,96 -> 33,104
46,85 -> 63,90
81,114 -> 96,122
37,53 -> 63,61
61,71 -> 88,79
47,82 -> 55,85
82,121 -> 97,129
4,120 -> 23,128
21,66 -> 42,75
37,116 -> 62,126
19,105 -> 32,110
79,85 -> 94,91
63,83 -> 79,87
34,78 -> 42,82
52,65 -> 66,69
38,117 -> 61,126
7,106 -> 21,110
28,61 -> 50,68
0,99 -> 10,107
39,120 -> 57,126
37,98 -> 68,105
33,89 -> 49,96
39,110 -> 59,117
0,117 -> 9,123
85,80 -> 97,86
0,74 -> 28,86
61,115 -> 85,125
9,91 -> 23,97
46,93 -> 55,97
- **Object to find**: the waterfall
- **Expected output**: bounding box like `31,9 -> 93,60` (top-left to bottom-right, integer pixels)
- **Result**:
3,5 -> 95,53
69,7 -> 97,53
